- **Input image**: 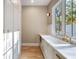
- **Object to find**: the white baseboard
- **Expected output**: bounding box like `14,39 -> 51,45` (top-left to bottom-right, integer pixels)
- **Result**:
22,43 -> 40,46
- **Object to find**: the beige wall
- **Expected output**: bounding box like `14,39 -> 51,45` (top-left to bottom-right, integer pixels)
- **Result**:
22,6 -> 48,43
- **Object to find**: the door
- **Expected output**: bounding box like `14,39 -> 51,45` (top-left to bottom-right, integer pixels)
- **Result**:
4,0 -> 13,54
13,1 -> 21,59
4,0 -> 13,59
4,0 -> 21,59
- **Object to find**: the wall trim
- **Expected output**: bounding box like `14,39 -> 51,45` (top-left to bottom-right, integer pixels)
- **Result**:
22,43 -> 40,46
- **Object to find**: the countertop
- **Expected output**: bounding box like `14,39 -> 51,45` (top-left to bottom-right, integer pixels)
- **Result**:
40,35 -> 76,59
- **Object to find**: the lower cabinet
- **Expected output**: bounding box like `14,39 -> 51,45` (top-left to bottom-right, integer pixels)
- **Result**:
40,39 -> 61,59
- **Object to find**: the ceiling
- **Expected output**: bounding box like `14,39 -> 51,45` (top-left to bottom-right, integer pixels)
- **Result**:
21,0 -> 52,6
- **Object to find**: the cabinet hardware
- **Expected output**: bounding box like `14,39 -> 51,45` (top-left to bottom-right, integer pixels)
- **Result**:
56,54 -> 61,59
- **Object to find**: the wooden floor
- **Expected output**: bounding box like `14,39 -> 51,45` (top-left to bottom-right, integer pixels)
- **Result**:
20,46 -> 44,59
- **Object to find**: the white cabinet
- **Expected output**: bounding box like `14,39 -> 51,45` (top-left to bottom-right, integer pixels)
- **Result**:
4,0 -> 21,59
40,39 -> 59,59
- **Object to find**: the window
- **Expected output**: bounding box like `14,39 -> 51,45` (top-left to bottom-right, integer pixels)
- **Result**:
55,2 -> 62,35
55,0 -> 76,39
65,0 -> 76,39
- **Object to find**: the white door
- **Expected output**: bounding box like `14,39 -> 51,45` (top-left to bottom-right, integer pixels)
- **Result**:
4,0 -> 21,59
14,6 -> 18,45
4,0 -> 13,53
13,1 -> 21,59
4,0 -> 14,59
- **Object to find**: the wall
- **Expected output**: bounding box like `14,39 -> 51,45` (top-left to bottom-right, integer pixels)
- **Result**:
47,0 -> 59,35
22,6 -> 48,44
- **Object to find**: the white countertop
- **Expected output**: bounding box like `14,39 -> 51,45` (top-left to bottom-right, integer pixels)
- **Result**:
40,35 -> 76,59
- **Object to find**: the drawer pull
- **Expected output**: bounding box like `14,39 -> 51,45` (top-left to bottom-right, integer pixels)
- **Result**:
56,54 -> 61,59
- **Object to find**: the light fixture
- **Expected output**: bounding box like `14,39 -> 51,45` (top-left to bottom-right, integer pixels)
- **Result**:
31,0 -> 34,3
47,13 -> 50,16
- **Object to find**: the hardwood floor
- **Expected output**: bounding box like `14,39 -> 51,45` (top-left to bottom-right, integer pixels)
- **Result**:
20,46 -> 44,59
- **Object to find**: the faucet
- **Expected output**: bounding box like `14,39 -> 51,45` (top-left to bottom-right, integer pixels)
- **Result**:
63,34 -> 71,43
65,35 -> 71,44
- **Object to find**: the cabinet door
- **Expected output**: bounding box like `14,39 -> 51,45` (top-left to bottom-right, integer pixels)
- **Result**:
41,39 -> 59,59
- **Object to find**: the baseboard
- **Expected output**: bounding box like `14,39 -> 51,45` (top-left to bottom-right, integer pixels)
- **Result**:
22,43 -> 40,46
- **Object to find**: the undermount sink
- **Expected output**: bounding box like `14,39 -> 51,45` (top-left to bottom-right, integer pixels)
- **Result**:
41,35 -> 68,44
55,44 -> 76,59
54,44 -> 75,49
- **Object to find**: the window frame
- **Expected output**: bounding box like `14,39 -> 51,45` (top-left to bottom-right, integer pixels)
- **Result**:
55,1 -> 62,35
65,0 -> 76,39
55,0 -> 76,40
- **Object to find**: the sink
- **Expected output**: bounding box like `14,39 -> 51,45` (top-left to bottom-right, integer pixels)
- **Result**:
41,35 -> 67,44
54,44 -> 76,58
55,44 -> 75,49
